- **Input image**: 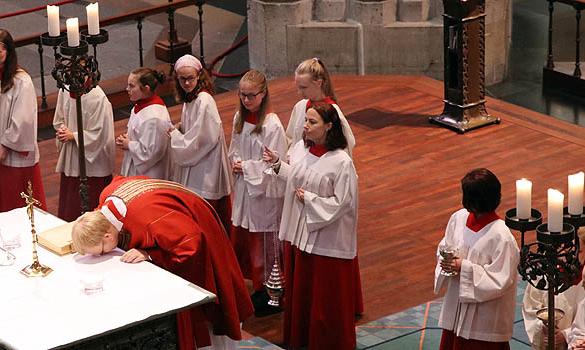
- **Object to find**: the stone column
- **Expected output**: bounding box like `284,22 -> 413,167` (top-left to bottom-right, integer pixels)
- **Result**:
248,0 -> 312,77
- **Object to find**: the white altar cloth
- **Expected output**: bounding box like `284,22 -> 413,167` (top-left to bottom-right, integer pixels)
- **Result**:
0,207 -> 215,350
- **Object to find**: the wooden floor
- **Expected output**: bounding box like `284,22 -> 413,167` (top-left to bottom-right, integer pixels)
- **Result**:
36,75 -> 585,344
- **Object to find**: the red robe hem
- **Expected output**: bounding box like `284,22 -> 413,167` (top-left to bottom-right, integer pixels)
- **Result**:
0,163 -> 47,212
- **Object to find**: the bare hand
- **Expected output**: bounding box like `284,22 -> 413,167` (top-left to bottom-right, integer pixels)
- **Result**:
56,125 -> 74,143
232,160 -> 243,174
440,256 -> 462,274
174,121 -> 182,132
295,187 -> 305,202
573,338 -> 585,349
115,133 -> 129,150
120,248 -> 149,263
262,146 -> 278,164
0,144 -> 7,162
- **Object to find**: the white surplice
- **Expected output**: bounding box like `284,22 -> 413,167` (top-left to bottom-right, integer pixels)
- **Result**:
523,283 -> 585,349
170,92 -> 232,200
275,140 -> 358,259
120,104 -> 172,180
566,297 -> 585,348
53,86 -> 115,177
229,112 -> 287,232
434,208 -> 519,342
0,69 -> 39,167
285,99 -> 356,157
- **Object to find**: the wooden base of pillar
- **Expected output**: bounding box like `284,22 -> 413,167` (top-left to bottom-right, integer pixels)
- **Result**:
154,38 -> 192,63
429,101 -> 500,133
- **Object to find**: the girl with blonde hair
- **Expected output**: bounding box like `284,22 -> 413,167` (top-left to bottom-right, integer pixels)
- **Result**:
229,69 -> 287,316
287,58 -> 355,156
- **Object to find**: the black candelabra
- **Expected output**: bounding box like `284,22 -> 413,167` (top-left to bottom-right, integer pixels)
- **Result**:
48,30 -> 108,213
505,207 -> 582,350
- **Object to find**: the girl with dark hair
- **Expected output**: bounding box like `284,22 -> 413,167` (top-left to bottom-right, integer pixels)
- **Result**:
286,58 -> 355,156
264,102 -> 362,349
435,168 -> 519,350
0,29 -> 47,212
117,68 -> 171,180
229,69 -> 287,316
169,55 -> 232,234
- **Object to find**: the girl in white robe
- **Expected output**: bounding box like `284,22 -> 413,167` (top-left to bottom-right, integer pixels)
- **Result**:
286,58 -> 355,156
522,230 -> 585,350
117,68 -> 171,180
435,168 -> 519,350
53,85 -> 115,221
169,55 -> 232,233
264,102 -> 363,349
228,69 -> 287,316
0,29 -> 46,212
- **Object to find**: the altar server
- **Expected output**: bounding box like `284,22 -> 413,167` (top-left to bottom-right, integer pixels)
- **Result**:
228,69 -> 287,315
435,168 -> 519,349
53,83 -> 115,221
117,68 -> 171,179
522,229 -> 585,350
0,29 -> 46,212
169,55 -> 232,233
72,176 -> 253,350
264,102 -> 362,349
286,57 -> 355,156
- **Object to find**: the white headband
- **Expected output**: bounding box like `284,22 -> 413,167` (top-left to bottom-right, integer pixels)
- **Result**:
174,54 -> 203,72
99,196 -> 127,231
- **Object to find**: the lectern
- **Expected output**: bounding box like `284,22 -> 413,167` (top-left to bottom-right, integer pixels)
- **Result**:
430,0 -> 500,133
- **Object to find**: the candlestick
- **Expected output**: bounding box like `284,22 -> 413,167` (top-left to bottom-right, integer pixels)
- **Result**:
548,189 -> 564,232
47,5 -> 60,37
86,3 -> 100,36
516,179 -> 532,219
66,18 -> 80,47
568,172 -> 584,215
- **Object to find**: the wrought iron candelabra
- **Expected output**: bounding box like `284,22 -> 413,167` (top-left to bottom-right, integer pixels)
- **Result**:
505,207 -> 582,350
48,30 -> 108,213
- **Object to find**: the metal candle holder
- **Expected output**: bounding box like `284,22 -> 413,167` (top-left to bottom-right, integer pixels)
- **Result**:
39,32 -> 67,109
51,31 -> 107,213
81,29 -> 109,59
505,207 -> 581,350
20,182 -> 52,278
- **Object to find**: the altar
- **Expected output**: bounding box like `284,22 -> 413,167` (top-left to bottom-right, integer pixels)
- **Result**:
0,207 -> 215,350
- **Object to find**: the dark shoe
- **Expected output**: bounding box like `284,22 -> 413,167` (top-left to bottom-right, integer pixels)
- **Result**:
251,290 -> 282,317
254,303 -> 282,317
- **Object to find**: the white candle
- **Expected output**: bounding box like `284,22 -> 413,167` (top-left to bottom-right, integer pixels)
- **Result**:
47,5 -> 60,37
548,189 -> 564,232
86,3 -> 100,36
568,172 -> 584,215
516,179 -> 532,219
66,18 -> 80,47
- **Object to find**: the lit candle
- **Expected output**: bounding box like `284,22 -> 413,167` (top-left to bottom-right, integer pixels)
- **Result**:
568,172 -> 584,215
516,179 -> 532,219
548,189 -> 564,232
47,5 -> 60,37
86,3 -> 100,36
66,18 -> 80,47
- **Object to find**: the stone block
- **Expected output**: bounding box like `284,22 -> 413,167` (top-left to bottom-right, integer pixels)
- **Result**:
287,22 -> 360,74
248,0 -> 312,77
348,0 -> 397,25
398,0 -> 424,22
313,0 -> 347,22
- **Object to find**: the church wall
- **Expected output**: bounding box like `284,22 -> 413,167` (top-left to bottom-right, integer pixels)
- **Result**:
248,0 -> 511,85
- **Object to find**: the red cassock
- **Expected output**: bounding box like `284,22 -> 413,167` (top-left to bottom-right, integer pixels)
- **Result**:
99,176 -> 253,349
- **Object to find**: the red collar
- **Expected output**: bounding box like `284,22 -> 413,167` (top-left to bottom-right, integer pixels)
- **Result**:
69,79 -> 94,99
309,144 -> 328,157
306,97 -> 336,110
133,95 -> 165,113
185,88 -> 209,103
245,112 -> 259,125
466,211 -> 500,232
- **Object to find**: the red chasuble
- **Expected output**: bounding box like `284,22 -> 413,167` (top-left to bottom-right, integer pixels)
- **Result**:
99,176 -> 253,349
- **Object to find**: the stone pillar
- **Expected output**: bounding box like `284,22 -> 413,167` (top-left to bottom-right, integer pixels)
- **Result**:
248,0 -> 312,78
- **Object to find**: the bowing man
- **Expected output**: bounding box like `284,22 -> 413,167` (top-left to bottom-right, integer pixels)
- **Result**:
71,176 -> 253,350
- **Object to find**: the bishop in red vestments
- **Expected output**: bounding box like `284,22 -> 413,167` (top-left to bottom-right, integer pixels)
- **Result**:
72,176 -> 253,349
